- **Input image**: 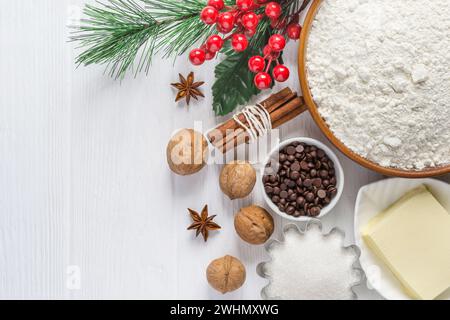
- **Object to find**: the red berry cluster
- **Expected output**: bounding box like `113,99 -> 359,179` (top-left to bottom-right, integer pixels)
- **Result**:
249,34 -> 289,89
189,0 -> 302,90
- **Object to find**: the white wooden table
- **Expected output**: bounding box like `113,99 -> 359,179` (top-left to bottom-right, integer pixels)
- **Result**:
1,0 -> 448,300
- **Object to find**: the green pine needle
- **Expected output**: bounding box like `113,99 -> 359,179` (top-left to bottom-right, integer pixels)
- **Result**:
72,0 -> 217,79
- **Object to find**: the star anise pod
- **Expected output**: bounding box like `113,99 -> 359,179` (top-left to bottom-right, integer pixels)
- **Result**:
187,205 -> 221,242
171,72 -> 204,105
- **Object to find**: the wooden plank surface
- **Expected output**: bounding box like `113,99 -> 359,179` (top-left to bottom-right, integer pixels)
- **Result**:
0,0 -> 448,300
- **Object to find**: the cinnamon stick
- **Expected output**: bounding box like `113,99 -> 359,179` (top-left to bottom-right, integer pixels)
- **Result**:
212,93 -> 300,148
208,87 -> 294,143
219,129 -> 249,154
264,92 -> 297,115
269,97 -> 304,125
220,97 -> 305,153
272,102 -> 307,128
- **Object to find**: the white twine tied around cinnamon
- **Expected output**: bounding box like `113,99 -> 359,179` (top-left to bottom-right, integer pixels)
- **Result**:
233,104 -> 272,142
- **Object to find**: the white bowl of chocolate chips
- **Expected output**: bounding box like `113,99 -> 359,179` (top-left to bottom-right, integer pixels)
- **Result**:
261,137 -> 344,221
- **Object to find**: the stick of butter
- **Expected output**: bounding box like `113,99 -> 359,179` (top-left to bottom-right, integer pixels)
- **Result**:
362,185 -> 450,300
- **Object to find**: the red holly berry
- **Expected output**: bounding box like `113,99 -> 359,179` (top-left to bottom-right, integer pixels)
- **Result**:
265,2 -> 282,20
216,24 -> 232,34
245,27 -> 257,37
236,0 -> 254,11
268,34 -> 286,52
208,0 -> 224,10
273,65 -> 290,82
263,44 -> 280,59
189,48 -> 206,65
254,72 -> 272,90
200,6 -> 219,25
205,50 -> 216,60
231,34 -> 249,52
206,34 -> 224,53
248,56 -> 265,73
263,44 -> 272,57
217,12 -> 235,30
287,23 -> 301,40
241,12 -> 259,30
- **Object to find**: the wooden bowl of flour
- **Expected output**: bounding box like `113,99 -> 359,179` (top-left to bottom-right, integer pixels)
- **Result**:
295,0 -> 450,178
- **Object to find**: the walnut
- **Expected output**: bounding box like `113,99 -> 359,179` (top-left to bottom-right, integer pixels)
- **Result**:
234,205 -> 274,245
166,129 -> 208,176
219,161 -> 256,200
206,255 -> 246,294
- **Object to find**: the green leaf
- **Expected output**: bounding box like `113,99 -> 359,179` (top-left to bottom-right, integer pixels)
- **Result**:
212,39 -> 283,116
212,48 -> 261,116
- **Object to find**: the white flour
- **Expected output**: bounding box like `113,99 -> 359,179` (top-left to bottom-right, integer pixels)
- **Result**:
307,0 -> 450,169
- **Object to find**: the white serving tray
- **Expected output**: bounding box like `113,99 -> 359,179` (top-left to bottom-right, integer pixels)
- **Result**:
354,178 -> 450,300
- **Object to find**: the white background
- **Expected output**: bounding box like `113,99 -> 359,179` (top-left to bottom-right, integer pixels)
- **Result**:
0,0 -> 448,300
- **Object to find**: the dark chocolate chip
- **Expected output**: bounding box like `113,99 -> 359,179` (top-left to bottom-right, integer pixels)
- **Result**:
290,171 -> 300,180
291,162 -> 301,171
286,206 -> 295,215
317,149 -> 325,158
265,186 -> 274,194
300,161 -> 309,170
320,170 -> 329,178
303,179 -> 312,188
312,178 -> 322,188
286,146 -> 296,155
288,180 -> 296,188
280,191 -> 289,199
317,189 -> 327,199
305,192 -> 315,202
296,196 -> 305,206
310,207 -> 321,217
296,145 -> 305,153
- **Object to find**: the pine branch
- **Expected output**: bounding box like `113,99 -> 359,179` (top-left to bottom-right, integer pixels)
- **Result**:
143,0 -> 216,58
72,0 -> 216,79
72,0 -> 156,78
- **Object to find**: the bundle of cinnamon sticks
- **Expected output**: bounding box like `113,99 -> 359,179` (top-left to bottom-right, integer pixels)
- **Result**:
207,88 -> 306,153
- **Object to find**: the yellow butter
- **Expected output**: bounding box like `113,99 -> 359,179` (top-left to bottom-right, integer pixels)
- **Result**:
362,185 -> 450,300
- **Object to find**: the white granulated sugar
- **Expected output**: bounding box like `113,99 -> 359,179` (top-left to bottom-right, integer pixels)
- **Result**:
307,0 -> 450,169
264,226 -> 359,300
